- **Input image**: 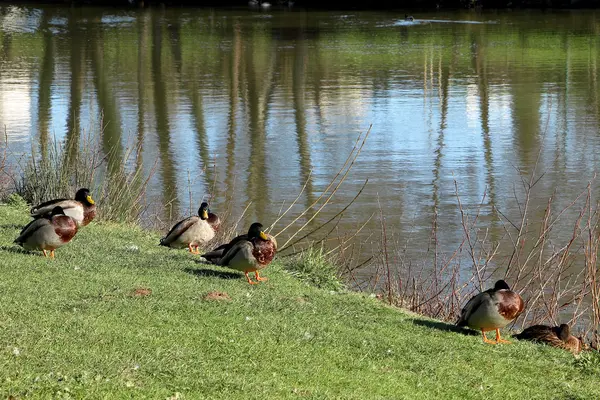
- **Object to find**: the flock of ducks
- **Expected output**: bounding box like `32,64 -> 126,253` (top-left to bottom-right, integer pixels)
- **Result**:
13,188 -> 277,285
11,188 -> 584,353
456,279 -> 584,354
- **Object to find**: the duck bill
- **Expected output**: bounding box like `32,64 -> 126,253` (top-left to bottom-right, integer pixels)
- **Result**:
202,210 -> 209,219
259,231 -> 268,240
86,195 -> 95,205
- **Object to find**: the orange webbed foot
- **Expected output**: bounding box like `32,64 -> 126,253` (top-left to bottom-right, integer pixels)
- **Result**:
50,250 -> 55,259
495,329 -> 511,344
482,329 -> 497,345
255,271 -> 268,282
244,272 -> 259,285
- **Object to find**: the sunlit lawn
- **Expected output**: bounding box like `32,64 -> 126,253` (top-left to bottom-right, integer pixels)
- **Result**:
0,197 -> 598,399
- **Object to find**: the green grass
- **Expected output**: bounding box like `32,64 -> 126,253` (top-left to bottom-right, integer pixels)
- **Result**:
0,198 -> 599,399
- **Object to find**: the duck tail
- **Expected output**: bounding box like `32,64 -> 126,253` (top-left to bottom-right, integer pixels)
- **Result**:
201,250 -> 221,264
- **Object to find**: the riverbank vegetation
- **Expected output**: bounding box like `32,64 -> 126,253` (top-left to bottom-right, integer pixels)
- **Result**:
2,121 -> 600,349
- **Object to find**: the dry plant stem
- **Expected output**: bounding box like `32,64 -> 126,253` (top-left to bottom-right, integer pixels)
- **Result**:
279,179 -> 369,253
324,214 -> 374,257
277,127 -> 372,249
377,195 -> 393,304
266,169 -> 312,233
274,125 -> 371,240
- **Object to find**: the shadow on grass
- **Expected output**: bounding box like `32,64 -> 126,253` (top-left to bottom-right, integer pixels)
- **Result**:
0,245 -> 34,256
410,318 -> 480,336
0,224 -> 24,230
184,267 -> 242,280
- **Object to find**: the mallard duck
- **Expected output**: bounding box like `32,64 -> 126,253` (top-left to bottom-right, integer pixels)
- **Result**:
14,206 -> 78,258
159,202 -> 220,254
515,324 -> 583,354
203,222 -> 276,284
405,14 -> 414,21
30,188 -> 96,227
202,225 -> 277,264
456,280 -> 525,344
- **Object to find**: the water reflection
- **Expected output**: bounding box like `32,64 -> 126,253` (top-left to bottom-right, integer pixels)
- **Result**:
2,6 -> 600,272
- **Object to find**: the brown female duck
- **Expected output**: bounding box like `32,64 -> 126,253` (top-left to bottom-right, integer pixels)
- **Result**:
515,324 -> 583,354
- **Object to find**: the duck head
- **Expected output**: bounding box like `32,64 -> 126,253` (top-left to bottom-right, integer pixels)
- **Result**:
199,202 -> 210,220
51,206 -> 66,216
493,280 -> 511,291
248,222 -> 269,241
557,324 -> 571,342
75,188 -> 95,206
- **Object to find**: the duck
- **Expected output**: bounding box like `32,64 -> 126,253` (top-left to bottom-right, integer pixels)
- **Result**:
405,14 -> 414,21
202,224 -> 277,264
14,206 -> 78,258
160,202 -> 220,254
30,188 -> 96,227
515,324 -> 583,354
202,222 -> 276,284
456,279 -> 525,344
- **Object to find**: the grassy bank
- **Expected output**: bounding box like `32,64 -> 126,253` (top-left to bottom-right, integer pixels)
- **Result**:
0,197 -> 599,399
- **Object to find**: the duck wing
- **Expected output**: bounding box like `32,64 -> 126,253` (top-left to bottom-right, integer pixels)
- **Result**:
160,216 -> 199,246
14,218 -> 49,245
457,291 -> 489,327
30,198 -> 70,217
202,233 -> 248,263
218,240 -> 255,269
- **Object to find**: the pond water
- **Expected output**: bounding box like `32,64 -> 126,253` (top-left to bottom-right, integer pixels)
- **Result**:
1,5 -> 600,285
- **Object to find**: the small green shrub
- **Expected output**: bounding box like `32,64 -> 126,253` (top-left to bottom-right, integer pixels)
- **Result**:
284,246 -> 345,291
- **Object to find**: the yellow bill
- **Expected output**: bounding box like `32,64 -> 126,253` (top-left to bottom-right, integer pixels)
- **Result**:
86,195 -> 95,205
202,210 -> 209,219
260,231 -> 268,240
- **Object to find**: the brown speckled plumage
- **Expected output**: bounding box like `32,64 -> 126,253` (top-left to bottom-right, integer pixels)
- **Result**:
82,205 -> 96,227
207,212 -> 220,232
515,324 -> 583,354
252,237 -> 276,266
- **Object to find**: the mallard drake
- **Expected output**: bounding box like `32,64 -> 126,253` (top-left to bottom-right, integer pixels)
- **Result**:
30,188 -> 96,227
160,202 -> 220,254
405,14 -> 414,21
456,280 -> 525,344
202,225 -> 277,264
203,222 -> 276,284
15,206 -> 78,258
515,324 -> 583,354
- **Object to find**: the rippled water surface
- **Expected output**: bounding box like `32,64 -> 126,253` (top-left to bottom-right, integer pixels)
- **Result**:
2,5 -> 600,279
